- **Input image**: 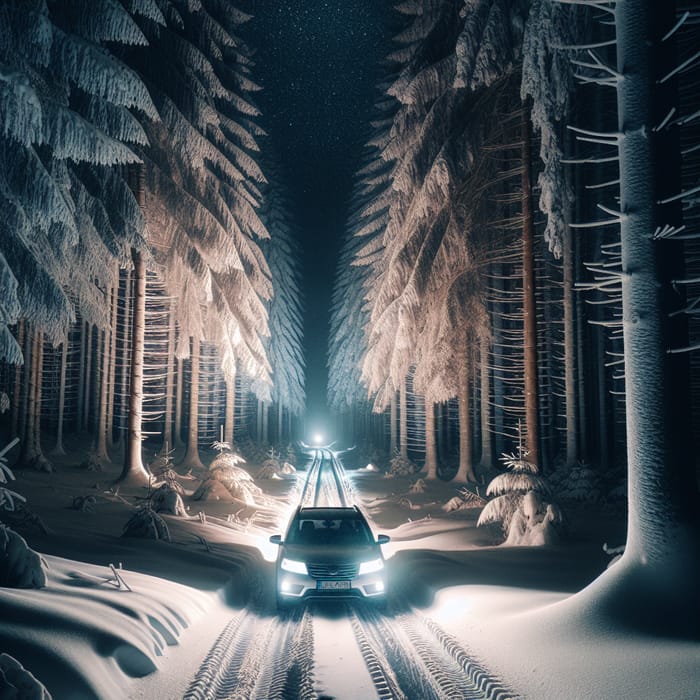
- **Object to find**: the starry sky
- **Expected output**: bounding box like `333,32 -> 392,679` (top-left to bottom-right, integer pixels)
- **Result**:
246,0 -> 393,434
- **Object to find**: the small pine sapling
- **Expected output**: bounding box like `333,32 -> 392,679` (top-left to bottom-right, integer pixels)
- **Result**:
0,438 -> 49,588
477,429 -> 564,545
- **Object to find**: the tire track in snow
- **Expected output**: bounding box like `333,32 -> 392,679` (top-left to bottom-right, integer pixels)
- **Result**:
352,601 -> 519,700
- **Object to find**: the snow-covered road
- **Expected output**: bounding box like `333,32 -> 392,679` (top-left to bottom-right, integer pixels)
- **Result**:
180,452 -> 514,700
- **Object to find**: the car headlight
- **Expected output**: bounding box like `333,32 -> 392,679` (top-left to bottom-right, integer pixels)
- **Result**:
358,558 -> 384,575
281,558 -> 307,575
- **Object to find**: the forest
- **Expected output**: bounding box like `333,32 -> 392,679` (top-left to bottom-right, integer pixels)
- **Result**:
1,0 -> 699,631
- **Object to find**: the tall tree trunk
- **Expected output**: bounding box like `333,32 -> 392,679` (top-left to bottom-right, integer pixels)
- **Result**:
521,102 -> 540,467
161,299 -> 176,453
10,320 -> 25,440
573,0 -> 699,634
82,323 -> 93,433
174,356 -> 185,449
479,335 -> 493,470
399,379 -> 408,459
455,349 -> 476,482
562,225 -> 579,466
224,374 -> 236,448
390,392 -> 398,454
181,339 -> 205,469
436,402 -> 445,462
115,269 -> 132,451
262,401 -> 269,444
277,401 -> 283,444
76,320 -> 86,431
52,338 -> 68,455
424,399 -> 437,479
95,318 -> 111,463
32,330 -> 50,471
119,244 -> 150,484
106,279 -> 119,451
19,326 -> 37,465
492,263 -> 506,457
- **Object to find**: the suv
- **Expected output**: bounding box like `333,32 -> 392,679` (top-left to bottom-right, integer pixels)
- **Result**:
269,505 -> 390,608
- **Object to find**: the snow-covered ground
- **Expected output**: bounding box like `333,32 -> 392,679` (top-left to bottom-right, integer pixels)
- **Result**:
1,448 -> 698,699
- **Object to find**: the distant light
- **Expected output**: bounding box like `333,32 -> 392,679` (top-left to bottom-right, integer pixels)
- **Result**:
313,433 -> 324,445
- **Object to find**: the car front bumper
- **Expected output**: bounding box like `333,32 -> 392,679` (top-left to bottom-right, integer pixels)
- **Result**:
277,569 -> 386,601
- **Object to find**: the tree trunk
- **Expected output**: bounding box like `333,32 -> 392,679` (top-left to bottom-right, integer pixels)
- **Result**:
52,338 -> 67,455
76,320 -> 86,431
10,320 -> 25,440
224,374 -> 235,447
19,326 -> 38,465
118,244 -> 150,484
95,318 -> 111,463
115,269 -> 132,451
262,400 -> 269,444
181,339 -> 205,469
390,392 -> 398,454
521,102 -> 540,468
161,299 -> 176,453
572,0 -> 699,635
82,323 -> 93,433
106,279 -> 119,451
277,401 -> 283,444
479,335 -> 493,471
562,224 -> 579,466
174,356 -> 184,449
399,379 -> 408,459
455,349 -> 476,482
424,399 -> 437,479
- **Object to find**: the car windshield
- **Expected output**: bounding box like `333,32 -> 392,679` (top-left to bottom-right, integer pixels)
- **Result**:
286,515 -> 372,546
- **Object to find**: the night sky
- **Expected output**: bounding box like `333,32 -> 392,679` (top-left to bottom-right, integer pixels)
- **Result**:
246,1 -> 393,434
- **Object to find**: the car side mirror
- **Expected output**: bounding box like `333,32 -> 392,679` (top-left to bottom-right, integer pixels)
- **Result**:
269,534 -> 283,545
377,534 -> 390,545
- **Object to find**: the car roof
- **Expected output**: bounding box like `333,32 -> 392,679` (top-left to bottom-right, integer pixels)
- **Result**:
297,506 -> 361,520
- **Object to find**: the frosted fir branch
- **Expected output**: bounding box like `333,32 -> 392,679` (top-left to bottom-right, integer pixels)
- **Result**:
571,50 -> 622,81
574,73 -> 619,88
658,183 -> 700,204
663,11 -> 690,41
555,0 -> 616,14
585,178 -> 620,190
659,49 -> 700,84
561,154 -> 619,164
558,39 -> 616,50
675,108 -> 700,126
569,217 -> 621,228
654,108 -> 676,132
668,342 -> 700,354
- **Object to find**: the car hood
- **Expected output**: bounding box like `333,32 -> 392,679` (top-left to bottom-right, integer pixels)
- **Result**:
282,543 -> 380,563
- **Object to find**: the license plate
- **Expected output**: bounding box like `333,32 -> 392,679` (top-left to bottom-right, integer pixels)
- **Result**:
318,580 -> 351,591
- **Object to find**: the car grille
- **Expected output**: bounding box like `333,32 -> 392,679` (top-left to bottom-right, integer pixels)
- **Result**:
307,562 -> 359,579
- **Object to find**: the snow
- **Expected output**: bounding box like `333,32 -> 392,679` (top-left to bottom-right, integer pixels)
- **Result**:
0,455 -> 697,699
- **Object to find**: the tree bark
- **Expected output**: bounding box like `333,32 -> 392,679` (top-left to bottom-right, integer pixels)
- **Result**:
52,339 -> 67,455
521,102 -> 540,468
181,339 -> 205,469
95,317 -> 111,463
572,0 -> 699,636
424,399 -> 437,479
161,298 -> 176,453
479,335 -> 493,470
82,323 -> 93,433
224,374 -> 236,448
562,224 -> 579,466
10,320 -> 25,440
119,244 -> 150,484
390,392 -> 398,454
174,356 -> 184,449
399,379 -> 408,459
106,278 -> 119,451
455,349 -> 476,482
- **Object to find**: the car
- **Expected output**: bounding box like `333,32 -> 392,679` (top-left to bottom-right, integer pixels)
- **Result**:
269,505 -> 390,608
